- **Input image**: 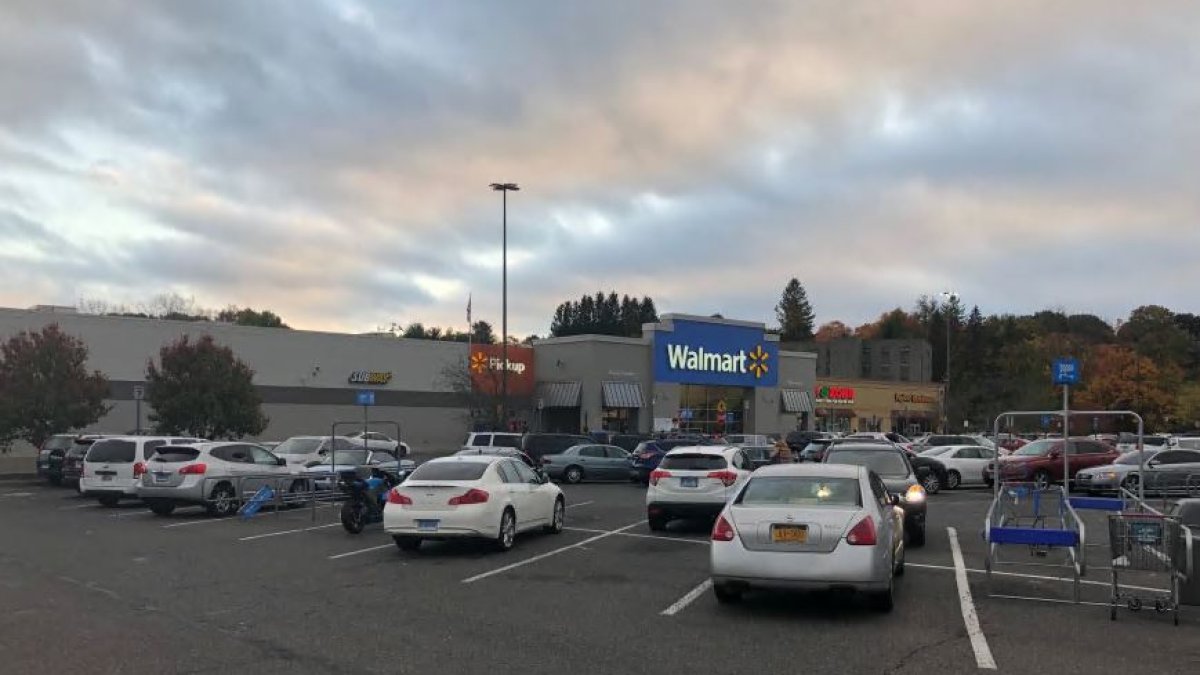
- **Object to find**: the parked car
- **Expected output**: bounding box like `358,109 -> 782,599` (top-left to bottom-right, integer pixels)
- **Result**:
587,431 -> 652,453
800,438 -> 836,463
454,447 -> 545,477
741,445 -> 774,470
926,445 -> 994,489
541,444 -> 631,483
1076,448 -> 1200,495
822,443 -> 926,546
646,446 -> 754,530
846,432 -> 912,446
519,433 -> 593,462
785,430 -> 828,455
709,462 -> 904,611
983,437 -> 1120,489
138,442 -> 304,517
271,435 -> 361,467
383,455 -> 564,552
1178,437 -> 1200,452
61,435 -> 116,491
910,434 -> 985,451
346,431 -> 410,457
628,438 -> 713,484
1115,433 -> 1175,455
908,455 -> 948,495
35,434 -> 77,485
80,435 -> 202,506
302,448 -> 415,491
724,434 -> 771,446
462,432 -> 523,452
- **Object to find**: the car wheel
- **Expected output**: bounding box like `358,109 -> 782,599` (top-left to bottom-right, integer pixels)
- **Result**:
340,502 -> 366,534
648,513 -> 668,531
287,479 -> 310,508
1033,470 -> 1051,490
206,483 -> 238,517
713,582 -> 743,604
543,498 -> 565,534
921,472 -> 941,495
147,500 -> 175,517
97,494 -> 120,508
870,576 -> 895,613
1121,474 -> 1140,493
74,480 -> 83,496
895,543 -> 906,576
909,524 -> 926,547
495,508 -> 517,552
947,470 -> 961,490
564,465 -> 584,484
393,535 -> 421,552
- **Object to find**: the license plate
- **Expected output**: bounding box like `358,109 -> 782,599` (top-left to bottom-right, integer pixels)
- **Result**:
771,524 -> 808,543
154,473 -> 170,483
680,477 -> 698,488
102,475 -> 113,482
417,520 -> 439,532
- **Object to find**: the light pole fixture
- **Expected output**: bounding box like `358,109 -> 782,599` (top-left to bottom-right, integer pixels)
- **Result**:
490,182 -> 519,430
940,291 -> 959,432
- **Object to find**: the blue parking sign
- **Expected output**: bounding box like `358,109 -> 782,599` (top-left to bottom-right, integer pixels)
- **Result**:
1052,358 -> 1080,386
356,390 -> 376,406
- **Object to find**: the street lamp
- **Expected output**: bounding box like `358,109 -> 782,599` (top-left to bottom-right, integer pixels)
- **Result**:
940,291 -> 958,433
490,182 -> 519,430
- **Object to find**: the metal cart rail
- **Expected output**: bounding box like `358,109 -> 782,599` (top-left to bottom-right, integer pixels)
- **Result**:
1108,512 -> 1193,625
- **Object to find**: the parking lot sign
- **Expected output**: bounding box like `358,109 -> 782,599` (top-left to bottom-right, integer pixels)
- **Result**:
356,390 -> 375,406
132,385 -> 145,400
1052,357 -> 1080,385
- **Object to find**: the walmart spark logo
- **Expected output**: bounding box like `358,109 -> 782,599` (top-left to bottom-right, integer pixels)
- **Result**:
470,351 -> 488,373
747,345 -> 769,378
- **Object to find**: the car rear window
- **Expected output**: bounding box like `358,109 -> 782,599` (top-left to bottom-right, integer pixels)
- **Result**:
44,436 -> 75,451
151,447 -> 201,463
492,435 -> 521,448
407,462 -> 489,481
825,449 -> 910,478
86,439 -> 136,463
659,454 -> 727,471
737,477 -> 862,507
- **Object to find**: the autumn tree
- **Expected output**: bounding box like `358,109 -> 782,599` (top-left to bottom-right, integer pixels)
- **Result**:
813,321 -> 852,342
145,335 -> 267,439
1074,344 -> 1180,430
0,325 -> 110,448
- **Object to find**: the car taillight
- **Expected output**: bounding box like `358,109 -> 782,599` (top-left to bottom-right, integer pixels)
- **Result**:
707,470 -> 738,487
846,516 -> 877,546
133,462 -> 146,478
178,463 -> 207,475
711,514 -> 736,542
387,489 -> 412,505
649,469 -> 671,486
448,488 -> 489,505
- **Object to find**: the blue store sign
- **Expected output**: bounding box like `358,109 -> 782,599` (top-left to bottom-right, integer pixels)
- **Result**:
653,320 -> 779,387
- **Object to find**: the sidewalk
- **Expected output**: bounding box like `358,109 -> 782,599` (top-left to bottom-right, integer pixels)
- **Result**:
0,455 -> 35,478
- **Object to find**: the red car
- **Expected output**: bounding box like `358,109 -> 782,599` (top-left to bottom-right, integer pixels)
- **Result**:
983,437 -> 1120,488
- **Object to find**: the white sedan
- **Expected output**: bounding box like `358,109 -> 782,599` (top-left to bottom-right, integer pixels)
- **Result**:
346,431 -> 410,457
926,445 -> 994,488
383,455 -> 564,552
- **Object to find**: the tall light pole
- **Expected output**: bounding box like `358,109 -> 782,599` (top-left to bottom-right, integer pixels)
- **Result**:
490,182 -> 519,430
940,291 -> 958,433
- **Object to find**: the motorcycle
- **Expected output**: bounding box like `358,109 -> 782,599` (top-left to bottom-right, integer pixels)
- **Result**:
339,467 -> 400,534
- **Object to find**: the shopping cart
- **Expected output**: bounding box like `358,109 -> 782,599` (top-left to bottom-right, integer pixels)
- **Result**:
1108,513 -> 1191,625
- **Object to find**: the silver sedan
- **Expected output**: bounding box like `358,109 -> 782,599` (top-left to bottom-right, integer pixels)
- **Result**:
709,463 -> 905,611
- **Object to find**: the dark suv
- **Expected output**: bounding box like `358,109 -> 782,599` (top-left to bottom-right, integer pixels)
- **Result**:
628,438 -> 712,484
823,443 -> 927,546
35,434 -> 77,485
519,433 -> 593,462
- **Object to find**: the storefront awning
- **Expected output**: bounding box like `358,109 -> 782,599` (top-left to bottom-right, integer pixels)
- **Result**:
537,381 -> 581,408
780,389 -> 814,413
602,381 -> 644,408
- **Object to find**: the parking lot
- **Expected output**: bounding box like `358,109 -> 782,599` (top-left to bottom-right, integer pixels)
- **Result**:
1,477 -> 1197,675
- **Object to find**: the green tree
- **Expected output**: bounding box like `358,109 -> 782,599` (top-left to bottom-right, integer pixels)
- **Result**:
216,306 -> 289,328
471,321 -> 496,344
775,278 -> 815,341
145,335 -> 267,439
1118,305 -> 1191,369
549,292 -> 658,337
402,323 -> 427,339
0,324 -> 110,448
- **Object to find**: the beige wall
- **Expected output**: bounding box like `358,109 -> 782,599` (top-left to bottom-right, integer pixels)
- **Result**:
813,378 -> 942,433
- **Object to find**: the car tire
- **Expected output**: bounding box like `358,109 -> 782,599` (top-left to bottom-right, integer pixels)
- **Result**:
648,513 -> 668,531
895,544 -> 906,576
921,472 -> 941,495
1033,470 -> 1051,490
870,577 -> 895,613
147,500 -> 176,517
564,465 -> 584,484
543,498 -> 565,534
97,494 -> 120,508
495,508 -> 517,552
287,479 -> 311,508
909,524 -> 926,547
206,483 -> 238,518
713,582 -> 743,604
341,502 -> 367,534
947,471 -> 961,490
393,535 -> 421,552
74,480 -> 83,496
1121,474 -> 1140,492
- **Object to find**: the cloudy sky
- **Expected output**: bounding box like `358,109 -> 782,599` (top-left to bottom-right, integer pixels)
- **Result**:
1,1 -> 1198,336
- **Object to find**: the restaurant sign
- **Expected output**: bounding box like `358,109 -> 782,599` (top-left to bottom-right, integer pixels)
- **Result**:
814,385 -> 855,404
894,392 -> 938,405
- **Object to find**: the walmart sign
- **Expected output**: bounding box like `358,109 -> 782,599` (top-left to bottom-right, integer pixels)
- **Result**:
653,319 -> 779,387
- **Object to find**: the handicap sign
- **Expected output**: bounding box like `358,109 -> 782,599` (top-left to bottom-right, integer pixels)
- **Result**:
356,390 -> 376,406
679,408 -> 694,420
1052,357 -> 1080,385
1041,415 -> 1052,429
239,485 -> 275,519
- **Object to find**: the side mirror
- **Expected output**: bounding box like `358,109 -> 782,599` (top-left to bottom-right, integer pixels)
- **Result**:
1147,459 -> 1160,468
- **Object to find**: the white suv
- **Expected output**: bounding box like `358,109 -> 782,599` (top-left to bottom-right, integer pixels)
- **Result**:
80,436 -> 202,506
645,446 -> 753,531
462,432 -> 523,453
138,442 -> 302,517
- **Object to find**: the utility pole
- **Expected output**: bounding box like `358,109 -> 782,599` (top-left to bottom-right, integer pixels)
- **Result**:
490,182 -> 519,430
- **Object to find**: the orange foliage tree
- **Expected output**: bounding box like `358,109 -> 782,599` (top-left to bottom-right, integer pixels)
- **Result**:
1074,345 -> 1180,429
813,321 -> 852,342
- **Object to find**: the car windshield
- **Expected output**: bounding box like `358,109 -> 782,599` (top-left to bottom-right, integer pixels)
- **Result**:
825,449 -> 910,477
274,438 -> 323,455
737,476 -> 862,507
407,461 -> 489,481
44,436 -> 74,451
1013,439 -> 1058,456
492,435 -> 521,448
1115,451 -> 1157,465
315,449 -> 370,466
659,453 -> 727,471
1143,437 -> 1169,447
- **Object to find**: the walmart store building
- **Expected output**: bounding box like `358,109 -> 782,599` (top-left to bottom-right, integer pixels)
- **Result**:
0,308 -> 817,451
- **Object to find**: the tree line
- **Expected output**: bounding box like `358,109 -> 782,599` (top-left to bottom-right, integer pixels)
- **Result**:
80,293 -> 289,328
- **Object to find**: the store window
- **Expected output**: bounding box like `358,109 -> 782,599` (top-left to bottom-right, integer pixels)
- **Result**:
677,385 -> 747,436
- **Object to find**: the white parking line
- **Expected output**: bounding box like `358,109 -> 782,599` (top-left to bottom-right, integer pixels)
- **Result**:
328,543 -> 394,560
906,562 -> 1163,593
660,579 -> 713,616
564,526 -> 710,545
948,527 -> 997,670
239,523 -> 341,541
1,492 -> 34,498
462,520 -> 647,584
566,501 -> 594,509
57,503 -> 97,510
111,510 -> 155,518
162,517 -> 234,528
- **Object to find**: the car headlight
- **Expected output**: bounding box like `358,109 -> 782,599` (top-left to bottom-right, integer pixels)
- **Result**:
905,485 -> 926,504
1096,472 -> 1118,480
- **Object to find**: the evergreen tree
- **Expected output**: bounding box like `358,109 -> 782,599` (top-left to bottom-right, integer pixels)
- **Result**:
775,278 -> 815,341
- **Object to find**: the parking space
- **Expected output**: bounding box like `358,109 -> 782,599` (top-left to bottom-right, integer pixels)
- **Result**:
1,480 -> 1196,674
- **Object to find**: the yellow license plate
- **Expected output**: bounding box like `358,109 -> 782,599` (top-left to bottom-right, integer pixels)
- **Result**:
772,524 -> 807,543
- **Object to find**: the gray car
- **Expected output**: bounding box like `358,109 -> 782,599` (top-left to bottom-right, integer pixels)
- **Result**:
709,463 -> 905,611
1076,448 -> 1200,495
541,444 -> 631,483
138,442 -> 304,517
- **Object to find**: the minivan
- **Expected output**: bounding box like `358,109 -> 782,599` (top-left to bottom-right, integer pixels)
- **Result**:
80,436 -> 202,506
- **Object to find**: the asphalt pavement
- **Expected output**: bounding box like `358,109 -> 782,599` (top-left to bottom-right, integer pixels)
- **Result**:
1,476 -> 1197,674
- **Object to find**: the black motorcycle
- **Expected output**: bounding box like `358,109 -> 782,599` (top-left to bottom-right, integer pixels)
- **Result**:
339,468 -> 400,534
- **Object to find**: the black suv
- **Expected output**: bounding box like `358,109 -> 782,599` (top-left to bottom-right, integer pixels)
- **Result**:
35,434 -> 77,485
519,433 -> 593,462
823,442 -> 927,546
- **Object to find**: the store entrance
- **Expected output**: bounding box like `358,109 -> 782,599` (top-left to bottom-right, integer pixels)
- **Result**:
677,385 -> 748,436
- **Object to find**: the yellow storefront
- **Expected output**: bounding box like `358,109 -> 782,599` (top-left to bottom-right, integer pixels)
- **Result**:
812,379 -> 943,435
